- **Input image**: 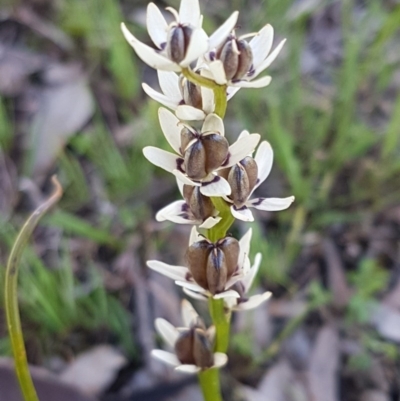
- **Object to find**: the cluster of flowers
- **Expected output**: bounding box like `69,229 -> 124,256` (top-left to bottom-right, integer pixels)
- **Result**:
122,0 -> 294,374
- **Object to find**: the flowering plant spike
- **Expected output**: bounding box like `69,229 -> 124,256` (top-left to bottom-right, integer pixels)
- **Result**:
122,1 -> 294,399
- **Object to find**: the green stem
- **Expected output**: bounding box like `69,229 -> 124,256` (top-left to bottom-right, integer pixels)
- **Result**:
5,176 -> 62,401
209,298 -> 231,353
198,369 -> 223,401
183,66 -> 231,401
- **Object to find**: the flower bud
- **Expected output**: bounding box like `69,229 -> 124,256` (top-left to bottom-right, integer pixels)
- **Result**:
167,25 -> 193,63
183,133 -> 229,180
180,76 -> 203,109
218,37 -> 253,81
186,236 -> 240,295
228,157 -> 258,208
183,185 -> 214,221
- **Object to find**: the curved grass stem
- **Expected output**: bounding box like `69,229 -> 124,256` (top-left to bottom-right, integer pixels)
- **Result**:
5,176 -> 63,401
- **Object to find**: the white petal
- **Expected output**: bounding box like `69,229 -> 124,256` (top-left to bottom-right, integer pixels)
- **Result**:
199,216 -> 221,229
231,205 -> 254,222
213,353 -> 228,368
224,134 -> 261,167
242,253 -> 262,292
179,0 -> 201,27
232,75 -> 272,88
146,3 -> 168,48
142,83 -> 179,110
177,177 -> 185,196
172,170 -> 201,186
208,60 -> 227,85
200,176 -> 231,197
227,86 -> 240,100
208,11 -> 239,50
181,299 -> 199,327
175,280 -> 209,295
233,292 -> 272,311
225,272 -> 245,290
143,146 -> 180,173
180,29 -> 209,67
183,287 -> 208,301
207,326 -> 216,342
158,108 -> 182,154
156,200 -> 195,224
147,260 -> 189,281
175,364 -> 201,373
121,23 -> 180,71
202,113 -> 224,136
158,70 -> 182,101
155,318 -> 179,348
201,86 -> 215,114
237,129 -> 250,141
253,141 -> 273,190
249,196 -> 295,211
213,290 -> 240,299
176,105 -> 206,121
238,228 -> 252,270
151,350 -> 180,366
189,226 -> 202,245
249,24 -> 273,70
253,39 -> 286,78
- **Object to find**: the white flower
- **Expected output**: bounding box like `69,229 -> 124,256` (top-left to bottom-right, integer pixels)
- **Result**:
206,24 -> 286,89
121,0 -> 238,72
152,299 -> 227,373
143,108 -> 260,197
223,134 -> 294,222
142,70 -> 215,121
184,228 -> 272,311
147,227 -> 243,300
156,179 -> 222,229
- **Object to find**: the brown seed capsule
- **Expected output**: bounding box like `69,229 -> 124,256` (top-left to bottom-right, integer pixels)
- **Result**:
218,37 -> 253,81
240,157 -> 258,191
218,39 -> 239,81
228,163 -> 250,207
193,328 -> 214,368
183,185 -> 214,221
184,134 -> 229,180
167,25 -> 193,63
217,237 -> 240,277
201,133 -> 229,173
186,236 -> 240,294
186,240 -> 213,290
207,248 -> 228,295
233,40 -> 253,80
175,329 -> 195,365
228,157 -> 258,208
184,140 -> 207,179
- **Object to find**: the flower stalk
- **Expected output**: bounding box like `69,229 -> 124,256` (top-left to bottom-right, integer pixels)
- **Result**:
5,176 -> 62,401
121,1 -> 294,399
